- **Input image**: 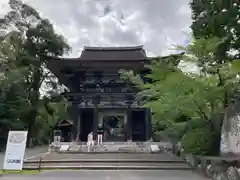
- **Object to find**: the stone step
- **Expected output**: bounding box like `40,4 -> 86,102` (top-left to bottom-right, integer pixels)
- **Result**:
23,162 -> 191,170
24,158 -> 185,163
27,152 -> 182,162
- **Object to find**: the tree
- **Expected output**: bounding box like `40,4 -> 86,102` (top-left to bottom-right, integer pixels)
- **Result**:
120,38 -> 240,154
0,34 -> 30,148
34,98 -> 69,145
0,71 -> 29,146
190,1 -> 240,154
0,0 -> 70,146
190,0 -> 240,58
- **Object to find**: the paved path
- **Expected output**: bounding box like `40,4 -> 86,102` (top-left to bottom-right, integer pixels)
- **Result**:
0,170 -> 209,180
0,146 -> 48,168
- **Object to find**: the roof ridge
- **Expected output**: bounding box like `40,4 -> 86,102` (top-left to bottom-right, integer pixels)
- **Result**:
83,45 -> 144,51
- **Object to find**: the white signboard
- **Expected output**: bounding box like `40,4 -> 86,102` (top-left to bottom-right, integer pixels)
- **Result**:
59,145 -> 70,152
3,131 -> 28,170
150,144 -> 160,152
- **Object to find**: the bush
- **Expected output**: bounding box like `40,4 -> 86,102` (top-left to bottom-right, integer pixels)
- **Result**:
153,131 -> 169,141
164,122 -> 188,141
152,121 -> 168,132
181,127 -> 220,155
186,118 -> 208,130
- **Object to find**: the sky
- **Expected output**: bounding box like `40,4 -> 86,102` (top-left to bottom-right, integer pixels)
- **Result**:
0,0 -> 192,57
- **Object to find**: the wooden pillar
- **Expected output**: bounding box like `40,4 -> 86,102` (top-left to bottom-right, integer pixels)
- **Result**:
76,108 -> 81,141
125,94 -> 134,141
71,102 -> 79,141
92,95 -> 100,138
148,108 -> 152,140
126,104 -> 132,141
93,104 -> 99,135
145,108 -> 152,141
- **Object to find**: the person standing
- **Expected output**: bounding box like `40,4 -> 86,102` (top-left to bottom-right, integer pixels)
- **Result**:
110,127 -> 114,136
97,124 -> 104,145
87,132 -> 94,152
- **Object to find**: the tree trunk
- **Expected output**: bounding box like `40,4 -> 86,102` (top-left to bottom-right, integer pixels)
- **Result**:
26,69 -> 41,148
26,108 -> 38,148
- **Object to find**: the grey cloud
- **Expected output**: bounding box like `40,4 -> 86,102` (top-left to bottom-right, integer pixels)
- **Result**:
3,0 -> 191,56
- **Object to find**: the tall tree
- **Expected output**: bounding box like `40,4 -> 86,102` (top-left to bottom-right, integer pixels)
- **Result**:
0,0 -> 70,146
0,32 -> 30,147
120,38 -> 240,154
190,0 -> 240,58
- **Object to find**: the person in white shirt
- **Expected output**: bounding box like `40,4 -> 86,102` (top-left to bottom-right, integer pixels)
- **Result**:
87,132 -> 94,152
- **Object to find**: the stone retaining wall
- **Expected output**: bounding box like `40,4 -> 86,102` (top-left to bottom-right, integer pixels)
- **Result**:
48,141 -> 172,153
181,154 -> 240,180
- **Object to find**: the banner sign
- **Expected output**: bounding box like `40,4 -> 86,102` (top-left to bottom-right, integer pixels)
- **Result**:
229,133 -> 240,154
3,131 -> 28,170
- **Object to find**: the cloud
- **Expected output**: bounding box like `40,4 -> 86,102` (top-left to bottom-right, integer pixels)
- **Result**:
0,0 -> 9,17
1,0 -> 192,57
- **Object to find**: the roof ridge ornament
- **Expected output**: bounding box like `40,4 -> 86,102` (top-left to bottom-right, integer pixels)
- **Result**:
83,45 -> 144,51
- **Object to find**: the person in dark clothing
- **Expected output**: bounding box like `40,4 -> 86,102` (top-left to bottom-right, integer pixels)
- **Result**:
97,124 -> 104,145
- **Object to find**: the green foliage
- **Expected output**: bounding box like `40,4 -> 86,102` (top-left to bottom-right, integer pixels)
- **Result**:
0,0 -> 71,147
33,100 -> 69,144
0,70 -> 28,147
190,0 -> 240,58
120,37 -> 239,155
181,127 -> 219,155
152,121 -> 168,132
163,122 -> 188,141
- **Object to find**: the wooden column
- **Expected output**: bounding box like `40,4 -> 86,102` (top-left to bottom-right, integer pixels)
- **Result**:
148,108 -> 152,140
76,107 -> 81,141
93,104 -> 99,135
71,102 -> 79,141
126,104 -> 132,141
125,94 -> 134,141
70,73 -> 83,142
92,95 -> 100,137
145,108 -> 152,141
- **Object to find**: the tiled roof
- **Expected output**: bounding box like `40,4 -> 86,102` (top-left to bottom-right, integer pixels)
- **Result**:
79,45 -> 147,61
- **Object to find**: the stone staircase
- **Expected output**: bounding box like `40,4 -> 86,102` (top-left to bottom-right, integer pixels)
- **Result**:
24,142 -> 191,170
49,141 -> 172,153
23,152 -> 190,170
